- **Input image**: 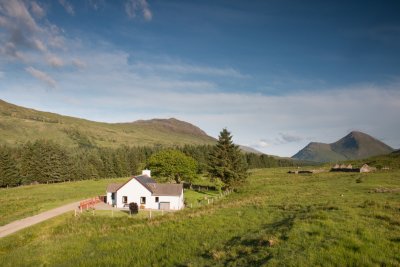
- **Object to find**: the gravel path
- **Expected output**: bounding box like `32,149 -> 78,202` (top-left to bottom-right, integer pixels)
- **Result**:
0,201 -> 81,238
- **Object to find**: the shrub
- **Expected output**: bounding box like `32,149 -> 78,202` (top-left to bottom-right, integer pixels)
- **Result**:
129,202 -> 139,214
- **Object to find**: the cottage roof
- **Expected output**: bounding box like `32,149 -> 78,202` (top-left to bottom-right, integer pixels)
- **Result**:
134,175 -> 157,192
106,174 -> 182,196
147,183 -> 183,196
106,183 -> 123,193
135,175 -> 156,185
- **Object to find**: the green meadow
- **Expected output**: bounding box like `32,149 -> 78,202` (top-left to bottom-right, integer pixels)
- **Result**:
0,178 -> 127,226
0,168 -> 399,266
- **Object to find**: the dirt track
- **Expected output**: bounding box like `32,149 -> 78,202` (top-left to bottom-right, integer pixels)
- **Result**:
0,201 -> 80,238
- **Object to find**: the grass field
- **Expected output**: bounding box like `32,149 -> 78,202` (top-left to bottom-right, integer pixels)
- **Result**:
0,178 -> 127,226
0,168 -> 399,266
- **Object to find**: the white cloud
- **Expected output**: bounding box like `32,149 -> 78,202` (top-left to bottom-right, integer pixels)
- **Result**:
25,66 -> 56,88
72,58 -> 86,69
58,0 -> 75,16
253,140 -> 270,148
46,54 -> 64,68
130,61 -> 249,78
277,133 -> 303,144
0,0 -> 65,62
125,0 -> 152,21
30,1 -> 45,19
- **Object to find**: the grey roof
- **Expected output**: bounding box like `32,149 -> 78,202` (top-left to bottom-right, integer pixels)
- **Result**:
134,175 -> 157,191
147,183 -> 183,196
135,175 -> 156,185
106,183 -> 123,193
107,174 -> 182,196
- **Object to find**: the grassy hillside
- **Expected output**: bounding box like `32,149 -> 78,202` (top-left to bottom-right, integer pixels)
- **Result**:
292,142 -> 346,162
0,168 -> 399,266
293,131 -> 394,163
0,99 -> 215,148
344,151 -> 400,170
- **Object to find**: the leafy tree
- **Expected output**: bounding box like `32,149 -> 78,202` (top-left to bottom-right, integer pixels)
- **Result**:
209,128 -> 248,188
147,149 -> 198,184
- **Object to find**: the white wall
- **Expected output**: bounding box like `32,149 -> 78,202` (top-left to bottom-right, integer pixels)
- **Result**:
116,178 -> 152,208
114,179 -> 184,210
154,191 -> 184,210
106,192 -> 113,205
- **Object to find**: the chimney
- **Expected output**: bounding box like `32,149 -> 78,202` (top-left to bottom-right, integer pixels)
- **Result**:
142,169 -> 151,177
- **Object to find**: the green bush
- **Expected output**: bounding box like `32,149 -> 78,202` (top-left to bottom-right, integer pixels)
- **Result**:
129,202 -> 139,214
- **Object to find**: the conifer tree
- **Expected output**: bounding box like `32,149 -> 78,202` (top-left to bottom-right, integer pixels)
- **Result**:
0,146 -> 20,187
209,128 -> 248,188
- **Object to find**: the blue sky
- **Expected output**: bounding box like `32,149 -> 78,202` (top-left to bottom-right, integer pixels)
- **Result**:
1,0 -> 399,156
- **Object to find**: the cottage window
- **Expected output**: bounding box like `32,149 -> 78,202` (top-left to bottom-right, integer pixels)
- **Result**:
140,197 -> 146,204
111,193 -> 115,200
155,197 -> 159,202
122,196 -> 128,204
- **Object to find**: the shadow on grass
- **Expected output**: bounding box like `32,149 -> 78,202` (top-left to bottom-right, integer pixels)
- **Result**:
202,216 -> 296,266
201,202 -> 342,266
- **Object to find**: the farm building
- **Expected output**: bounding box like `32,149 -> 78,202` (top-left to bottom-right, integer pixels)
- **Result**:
330,163 -> 376,173
360,164 -> 377,173
106,170 -> 184,210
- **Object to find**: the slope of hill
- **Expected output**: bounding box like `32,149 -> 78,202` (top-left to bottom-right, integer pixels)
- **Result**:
0,99 -> 215,148
345,150 -> 400,169
292,131 -> 394,162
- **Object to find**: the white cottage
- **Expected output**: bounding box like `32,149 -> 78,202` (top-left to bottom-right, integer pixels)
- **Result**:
106,170 -> 184,210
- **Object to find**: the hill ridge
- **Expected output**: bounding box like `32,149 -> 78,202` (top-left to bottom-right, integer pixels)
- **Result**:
0,99 -> 215,148
292,131 -> 394,162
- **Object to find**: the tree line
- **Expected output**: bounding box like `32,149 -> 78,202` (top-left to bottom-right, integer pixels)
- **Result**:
0,139 -> 296,188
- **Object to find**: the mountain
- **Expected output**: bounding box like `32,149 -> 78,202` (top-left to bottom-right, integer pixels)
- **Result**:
292,131 -> 394,162
0,99 -> 266,154
238,145 -> 264,155
0,99 -> 215,148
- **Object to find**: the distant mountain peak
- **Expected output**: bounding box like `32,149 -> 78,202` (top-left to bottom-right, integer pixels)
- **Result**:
292,131 -> 394,162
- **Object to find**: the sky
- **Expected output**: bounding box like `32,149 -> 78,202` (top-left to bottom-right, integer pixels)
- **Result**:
0,0 -> 399,156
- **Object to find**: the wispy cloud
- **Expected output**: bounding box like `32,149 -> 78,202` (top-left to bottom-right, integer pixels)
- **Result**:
0,0 -> 65,62
129,61 -> 249,78
72,58 -> 86,69
125,0 -> 152,21
277,133 -> 303,144
46,54 -> 64,68
30,1 -> 45,19
252,139 -> 270,148
58,0 -> 75,16
25,66 -> 56,88
87,0 -> 106,10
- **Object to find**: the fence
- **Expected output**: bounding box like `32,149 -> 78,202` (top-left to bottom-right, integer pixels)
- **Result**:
79,197 -> 101,210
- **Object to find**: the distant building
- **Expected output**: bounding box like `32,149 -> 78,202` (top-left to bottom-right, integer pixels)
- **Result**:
360,164 -> 376,173
330,163 -> 376,173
